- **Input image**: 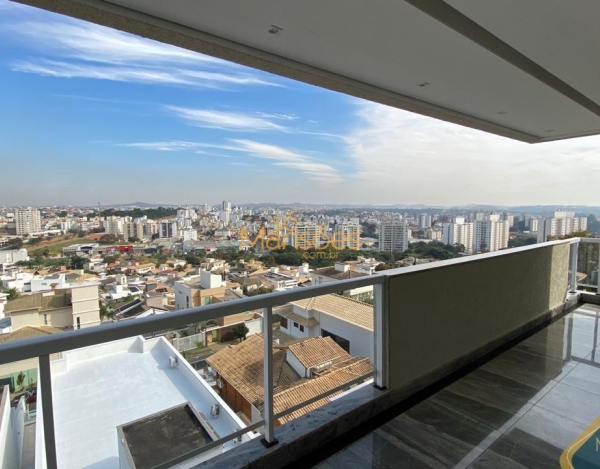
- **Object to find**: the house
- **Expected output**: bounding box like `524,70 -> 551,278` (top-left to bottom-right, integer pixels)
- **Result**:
311,261 -> 376,301
206,335 -> 373,426
278,294 -> 374,360
174,270 -> 226,310
3,284 -> 101,330
0,325 -> 63,392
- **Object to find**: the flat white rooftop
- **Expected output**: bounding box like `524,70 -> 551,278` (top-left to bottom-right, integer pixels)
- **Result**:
37,336 -> 252,468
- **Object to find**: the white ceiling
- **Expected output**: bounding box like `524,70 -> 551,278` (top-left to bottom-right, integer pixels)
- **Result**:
15,0 -> 600,143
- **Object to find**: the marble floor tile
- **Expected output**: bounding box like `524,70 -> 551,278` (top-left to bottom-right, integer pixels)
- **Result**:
560,361 -> 600,395
536,382 -> 600,426
504,406 -> 586,452
316,306 -> 600,469
480,346 -> 575,388
469,428 -> 566,469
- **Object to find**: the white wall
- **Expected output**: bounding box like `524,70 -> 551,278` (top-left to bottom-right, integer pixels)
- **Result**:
319,314 -> 373,361
1,385 -> 21,469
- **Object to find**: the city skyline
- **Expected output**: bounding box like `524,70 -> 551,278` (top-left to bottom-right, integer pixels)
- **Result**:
2,0 -> 600,207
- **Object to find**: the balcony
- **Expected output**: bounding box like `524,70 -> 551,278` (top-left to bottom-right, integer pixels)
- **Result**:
1,238 -> 596,468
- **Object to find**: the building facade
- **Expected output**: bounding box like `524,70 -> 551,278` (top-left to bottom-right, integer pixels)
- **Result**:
15,208 -> 41,236
379,221 -> 409,252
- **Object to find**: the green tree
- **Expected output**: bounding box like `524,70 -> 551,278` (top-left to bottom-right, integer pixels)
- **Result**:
233,323 -> 250,342
70,256 -> 86,270
99,304 -> 115,321
16,371 -> 25,391
3,288 -> 20,300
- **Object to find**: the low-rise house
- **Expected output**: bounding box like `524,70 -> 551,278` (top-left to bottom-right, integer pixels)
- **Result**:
174,271 -> 226,310
278,294 -> 374,360
206,335 -> 373,426
4,284 -> 101,331
311,261 -> 377,301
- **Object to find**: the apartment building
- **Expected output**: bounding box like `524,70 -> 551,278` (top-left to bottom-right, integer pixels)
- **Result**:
15,208 -> 41,235
124,221 -> 144,240
468,214 -> 510,253
158,221 -> 177,238
0,248 -> 29,268
379,221 -> 409,252
537,211 -> 588,243
103,216 -> 124,235
441,217 -> 474,253
333,222 -> 360,249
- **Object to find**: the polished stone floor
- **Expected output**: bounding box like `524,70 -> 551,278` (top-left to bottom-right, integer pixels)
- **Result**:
314,304 -> 600,469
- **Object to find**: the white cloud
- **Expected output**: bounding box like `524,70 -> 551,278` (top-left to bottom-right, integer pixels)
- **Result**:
5,16 -> 281,88
166,107 -> 287,131
345,102 -> 600,205
116,138 -> 342,183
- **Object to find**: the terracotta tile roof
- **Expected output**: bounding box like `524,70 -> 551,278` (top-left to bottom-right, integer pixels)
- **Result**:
291,294 -> 373,331
278,311 -> 319,328
0,325 -> 64,344
206,335 -> 299,405
274,356 -> 374,424
312,267 -> 367,280
4,292 -> 70,313
207,334 -> 374,425
287,336 -> 346,369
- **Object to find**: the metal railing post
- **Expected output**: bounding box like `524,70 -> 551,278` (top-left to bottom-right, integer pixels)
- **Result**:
570,240 -> 579,293
373,280 -> 389,390
39,354 -> 58,469
261,306 -> 278,447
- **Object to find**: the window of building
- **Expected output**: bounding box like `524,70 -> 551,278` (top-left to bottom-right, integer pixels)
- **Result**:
43,314 -> 48,325
186,297 -> 189,308
299,325 -> 305,333
280,317 -> 288,329
293,322 -> 299,328
76,317 -> 81,330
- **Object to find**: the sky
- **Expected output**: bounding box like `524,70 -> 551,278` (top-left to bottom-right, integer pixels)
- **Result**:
1,0 -> 600,208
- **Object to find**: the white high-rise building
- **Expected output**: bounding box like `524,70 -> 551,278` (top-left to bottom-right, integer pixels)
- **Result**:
473,214 -> 509,252
222,200 -> 232,212
419,214 -> 433,229
15,208 -> 41,235
379,221 -> 409,252
537,213 -> 588,243
220,210 -> 231,226
159,221 -> 178,238
442,217 -> 474,253
104,217 -> 124,235
333,222 -> 360,249
124,222 -> 144,240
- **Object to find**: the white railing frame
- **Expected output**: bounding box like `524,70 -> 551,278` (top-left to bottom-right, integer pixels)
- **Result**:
0,238 -> 579,468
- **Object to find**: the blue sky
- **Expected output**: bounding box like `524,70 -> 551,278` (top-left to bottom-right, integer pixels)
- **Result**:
1,0 -> 600,207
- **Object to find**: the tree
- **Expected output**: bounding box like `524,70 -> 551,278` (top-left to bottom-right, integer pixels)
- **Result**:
70,256 -> 86,270
16,371 -> 26,392
232,323 -> 249,342
3,288 -> 20,300
99,304 -> 115,321
99,234 -> 118,244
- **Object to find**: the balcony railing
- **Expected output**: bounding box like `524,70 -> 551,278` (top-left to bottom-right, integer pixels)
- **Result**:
0,237 -> 582,468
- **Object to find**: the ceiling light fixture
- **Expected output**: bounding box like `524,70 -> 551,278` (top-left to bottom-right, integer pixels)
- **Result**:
267,25 -> 283,34
417,82 -> 430,87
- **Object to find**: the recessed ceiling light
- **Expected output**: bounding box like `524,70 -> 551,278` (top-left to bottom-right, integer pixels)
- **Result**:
417,82 -> 430,87
267,25 -> 283,34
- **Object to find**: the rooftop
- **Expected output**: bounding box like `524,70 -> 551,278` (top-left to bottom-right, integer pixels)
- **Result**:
291,294 -> 374,331
40,335 -> 252,468
207,335 -> 373,423
313,266 -> 368,281
0,325 -> 63,343
4,291 -> 70,313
